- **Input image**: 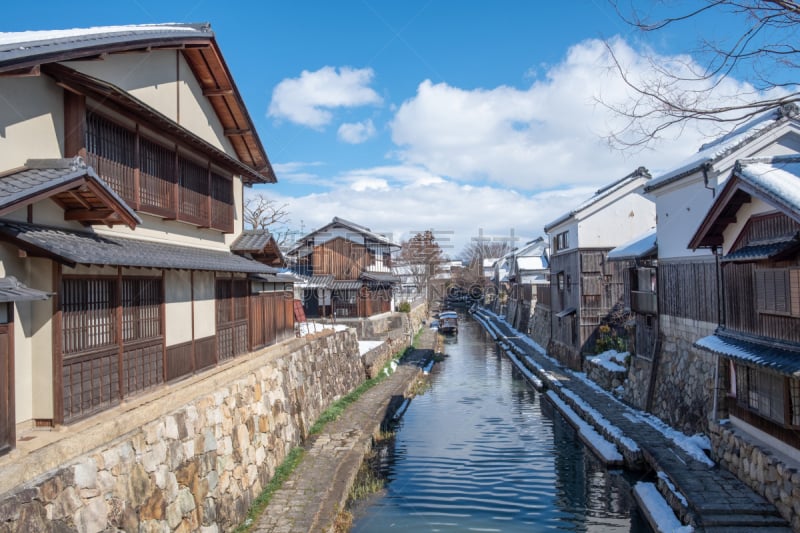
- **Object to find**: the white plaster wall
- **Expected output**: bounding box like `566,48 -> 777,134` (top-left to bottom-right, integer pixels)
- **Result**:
0,76 -> 63,170
67,51 -> 236,156
194,271 -> 216,339
28,258 -> 54,420
546,220 -> 578,258
165,270 -> 193,345
577,192 -> 655,248
653,128 -> 800,261
721,199 -> 781,255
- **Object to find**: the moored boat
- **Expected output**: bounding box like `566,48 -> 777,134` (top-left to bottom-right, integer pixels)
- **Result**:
438,311 -> 458,335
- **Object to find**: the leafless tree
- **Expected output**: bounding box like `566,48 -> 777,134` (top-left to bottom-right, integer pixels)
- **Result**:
605,0 -> 800,148
243,193 -> 292,245
398,230 -> 444,304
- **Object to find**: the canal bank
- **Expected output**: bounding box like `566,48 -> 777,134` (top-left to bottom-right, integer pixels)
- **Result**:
248,327 -> 439,533
471,306 -> 794,532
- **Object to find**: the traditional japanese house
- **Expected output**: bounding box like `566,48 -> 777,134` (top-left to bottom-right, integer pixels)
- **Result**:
505,237 -> 549,333
0,24 -> 294,453
287,217 -> 400,318
544,167 -> 654,369
640,104 -> 800,434
690,154 -> 800,452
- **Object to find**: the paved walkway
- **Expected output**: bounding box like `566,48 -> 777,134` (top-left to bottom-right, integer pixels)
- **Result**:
251,328 -> 438,533
471,307 -> 793,532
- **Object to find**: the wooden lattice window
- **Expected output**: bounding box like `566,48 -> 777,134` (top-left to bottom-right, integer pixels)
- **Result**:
736,364 -> 786,424
61,278 -> 117,355
791,379 -> 800,427
210,171 -> 233,232
85,113 -> 136,203
122,278 -> 162,341
178,156 -> 209,224
139,137 -> 175,216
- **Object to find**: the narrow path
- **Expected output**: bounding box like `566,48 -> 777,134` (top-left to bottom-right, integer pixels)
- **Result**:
472,307 -> 792,532
250,328 -> 438,533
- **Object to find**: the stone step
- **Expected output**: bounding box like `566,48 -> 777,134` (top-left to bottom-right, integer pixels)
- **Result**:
699,512 -> 790,527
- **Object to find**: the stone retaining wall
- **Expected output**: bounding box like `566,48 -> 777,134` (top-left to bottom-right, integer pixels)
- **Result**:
709,420 -> 800,531
631,315 -> 717,436
528,303 -> 551,352
0,328 -> 379,532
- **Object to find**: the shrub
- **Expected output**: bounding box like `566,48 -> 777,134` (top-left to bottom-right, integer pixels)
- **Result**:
397,301 -> 411,313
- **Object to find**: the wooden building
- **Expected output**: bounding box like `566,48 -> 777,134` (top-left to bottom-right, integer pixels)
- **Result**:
544,167 -> 654,369
0,24 -> 294,453
690,155 -> 800,454
288,217 -> 400,318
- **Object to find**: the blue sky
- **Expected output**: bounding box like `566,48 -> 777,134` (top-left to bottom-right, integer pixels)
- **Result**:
2,1 -> 766,255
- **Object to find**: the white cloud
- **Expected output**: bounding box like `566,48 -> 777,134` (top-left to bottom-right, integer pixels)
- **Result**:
338,119 -> 376,144
268,66 -> 383,129
260,168 -> 596,255
388,37 -> 768,190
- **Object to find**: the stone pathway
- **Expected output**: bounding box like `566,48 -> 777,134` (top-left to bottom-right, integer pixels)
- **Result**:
250,328 -> 437,533
471,307 -> 793,532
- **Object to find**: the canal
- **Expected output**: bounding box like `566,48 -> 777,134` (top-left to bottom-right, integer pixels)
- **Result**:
350,313 -> 653,532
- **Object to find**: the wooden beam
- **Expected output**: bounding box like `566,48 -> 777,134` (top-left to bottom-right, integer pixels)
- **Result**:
0,65 -> 40,78
224,128 -> 251,137
203,88 -> 233,96
64,208 -> 117,222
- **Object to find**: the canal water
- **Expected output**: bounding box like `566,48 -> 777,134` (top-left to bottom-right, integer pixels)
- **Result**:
350,313 -> 653,532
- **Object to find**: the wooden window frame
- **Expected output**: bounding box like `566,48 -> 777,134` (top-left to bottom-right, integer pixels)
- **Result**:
734,363 -> 796,428
554,231 -> 569,252
754,267 -> 800,318
81,109 -> 235,233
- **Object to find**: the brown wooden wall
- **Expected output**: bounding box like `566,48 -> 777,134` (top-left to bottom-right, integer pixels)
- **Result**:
250,292 -> 295,349
312,238 -> 371,279
658,259 -> 718,323
723,259 -> 800,344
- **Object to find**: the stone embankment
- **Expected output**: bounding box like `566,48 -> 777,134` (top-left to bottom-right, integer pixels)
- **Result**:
250,327 -> 438,533
471,306 -> 796,532
0,306 -> 426,533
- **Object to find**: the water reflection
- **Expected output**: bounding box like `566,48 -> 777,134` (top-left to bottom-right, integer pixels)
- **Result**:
351,315 -> 651,532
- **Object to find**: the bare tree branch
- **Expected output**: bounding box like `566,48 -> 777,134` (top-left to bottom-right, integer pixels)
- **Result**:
605,0 -> 800,148
244,193 -> 293,245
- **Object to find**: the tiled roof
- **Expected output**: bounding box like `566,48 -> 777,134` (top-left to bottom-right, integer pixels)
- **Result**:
360,271 -> 400,284
722,238 -> 800,263
231,230 -> 274,252
330,280 -> 363,290
608,228 -> 657,261
297,275 -> 335,288
0,220 -> 276,273
0,157 -> 141,226
0,23 -> 210,65
695,332 -> 800,377
0,276 -> 52,302
646,104 -> 800,193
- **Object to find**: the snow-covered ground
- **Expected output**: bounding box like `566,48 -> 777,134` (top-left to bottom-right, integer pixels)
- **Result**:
358,340 -> 383,355
296,321 -> 349,336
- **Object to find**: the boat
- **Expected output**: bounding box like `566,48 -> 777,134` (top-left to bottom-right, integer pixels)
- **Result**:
438,311 -> 458,335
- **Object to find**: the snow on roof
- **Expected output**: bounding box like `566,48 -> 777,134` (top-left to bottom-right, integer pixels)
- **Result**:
735,155 -> 800,215
544,167 -> 650,232
516,256 -> 547,271
646,105 -> 798,192
607,228 -> 657,261
0,23 -> 207,48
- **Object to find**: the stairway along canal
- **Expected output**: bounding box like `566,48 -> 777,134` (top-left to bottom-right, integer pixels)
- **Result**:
349,312 -> 655,532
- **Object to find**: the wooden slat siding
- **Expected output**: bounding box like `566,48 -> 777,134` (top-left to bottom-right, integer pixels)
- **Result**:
166,341 -> 194,381
731,212 -> 800,251
725,261 -> 800,343
536,284 -> 551,308
195,336 -> 216,370
62,348 -> 120,422
312,238 -> 369,279
658,260 -> 718,323
282,293 -> 295,342
122,339 -> 163,396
